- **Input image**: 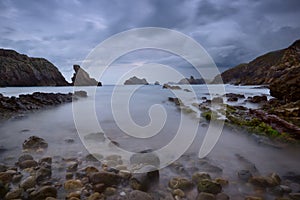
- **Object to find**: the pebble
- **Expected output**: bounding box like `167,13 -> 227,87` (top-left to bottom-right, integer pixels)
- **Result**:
19,160 -> 38,169
169,177 -> 194,190
20,176 -> 36,190
64,179 -> 83,191
197,192 -> 216,200
29,186 -> 57,199
5,188 -> 23,199
104,187 -> 117,196
129,190 -> 153,200
172,189 -> 185,198
18,154 -> 34,163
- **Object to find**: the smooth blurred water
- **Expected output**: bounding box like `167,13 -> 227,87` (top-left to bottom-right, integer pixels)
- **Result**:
0,85 -> 299,199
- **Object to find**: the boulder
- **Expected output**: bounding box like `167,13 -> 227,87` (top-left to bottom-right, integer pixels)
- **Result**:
22,136 -> 48,150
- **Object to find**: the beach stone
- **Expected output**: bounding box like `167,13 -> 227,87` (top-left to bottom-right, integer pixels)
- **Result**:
197,192 -> 216,200
169,177 -> 194,190
66,161 -> 78,172
216,193 -> 230,200
245,196 -> 263,200
104,187 -> 116,196
39,157 -> 52,164
93,183 -> 105,193
83,166 -> 99,176
12,174 -> 23,183
192,172 -> 211,183
129,190 -> 153,200
36,166 -> 52,183
0,164 -> 8,172
172,189 -> 185,198
5,188 -> 23,199
215,178 -> 229,186
64,179 -> 83,191
18,154 -> 34,163
118,170 -> 131,179
22,136 -> 48,150
67,191 -> 81,199
89,171 -> 122,186
130,152 -> 160,167
45,197 -> 57,200
197,179 -> 222,194
289,193 -> 300,200
20,176 -> 36,190
29,186 -> 57,200
238,170 -> 252,181
19,160 -> 38,169
0,172 -> 13,184
87,192 -> 103,200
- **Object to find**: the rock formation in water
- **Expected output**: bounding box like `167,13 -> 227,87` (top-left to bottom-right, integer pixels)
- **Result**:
0,91 -> 87,120
124,76 -> 149,85
212,39 -> 300,102
71,65 -> 102,86
0,49 -> 69,86
178,76 -> 205,84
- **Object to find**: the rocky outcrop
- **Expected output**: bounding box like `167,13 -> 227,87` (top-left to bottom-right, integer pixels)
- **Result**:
124,76 -> 149,85
71,65 -> 102,86
0,49 -> 69,86
178,76 -> 205,84
0,92 -> 86,120
212,40 -> 300,88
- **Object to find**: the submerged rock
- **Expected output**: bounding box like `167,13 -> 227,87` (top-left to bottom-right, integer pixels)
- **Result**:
197,179 -> 222,194
22,136 -> 48,151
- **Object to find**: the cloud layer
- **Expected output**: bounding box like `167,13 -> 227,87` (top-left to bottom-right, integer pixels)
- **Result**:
1,0 -> 299,83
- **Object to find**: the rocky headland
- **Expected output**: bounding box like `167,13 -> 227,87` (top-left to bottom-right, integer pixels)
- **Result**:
0,49 -> 69,87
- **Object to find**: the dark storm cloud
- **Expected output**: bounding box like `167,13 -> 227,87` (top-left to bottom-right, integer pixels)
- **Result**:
0,0 -> 299,82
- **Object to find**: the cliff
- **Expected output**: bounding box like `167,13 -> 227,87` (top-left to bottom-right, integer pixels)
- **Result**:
212,40 -> 300,102
0,49 -> 69,86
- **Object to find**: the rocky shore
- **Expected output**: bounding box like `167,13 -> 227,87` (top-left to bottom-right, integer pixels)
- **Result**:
1,134 -> 300,200
0,91 -> 87,121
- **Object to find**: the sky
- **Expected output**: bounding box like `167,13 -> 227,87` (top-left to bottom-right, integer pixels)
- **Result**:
1,0 -> 300,84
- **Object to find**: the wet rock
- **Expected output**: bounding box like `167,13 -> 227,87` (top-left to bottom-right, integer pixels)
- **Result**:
198,159 -> 223,173
83,166 -> 99,176
74,90 -> 88,97
227,97 -> 238,102
64,138 -> 75,144
93,183 -> 105,193
130,152 -> 160,168
12,174 -> 23,183
45,197 -> 57,200
66,161 -> 78,172
172,189 -> 185,198
20,176 -> 36,190
89,171 -> 122,186
66,172 -> 73,180
64,179 -> 83,191
85,154 -> 102,162
84,132 -> 105,142
118,170 -> 131,179
130,168 -> 159,192
0,172 -> 13,184
216,193 -> 230,200
211,97 -> 223,104
18,154 -> 34,163
215,178 -> 229,186
67,191 -> 81,199
104,187 -> 116,196
168,97 -> 183,106
238,170 -> 253,182
19,160 -> 38,169
36,166 -> 52,183
29,186 -> 57,200
197,179 -> 222,194
4,188 -> 23,199
87,192 -> 103,200
192,172 -> 211,184
248,95 -> 267,103
39,157 -> 52,164
169,177 -> 194,190
289,193 -> 300,200
250,173 -> 281,188
163,84 -> 181,90
224,93 -> 245,99
0,164 -> 8,172
22,136 -> 48,150
128,190 -> 153,200
197,192 -> 216,200
245,196 -> 263,200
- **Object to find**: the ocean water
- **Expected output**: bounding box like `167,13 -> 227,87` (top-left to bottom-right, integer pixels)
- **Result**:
0,85 -> 299,199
